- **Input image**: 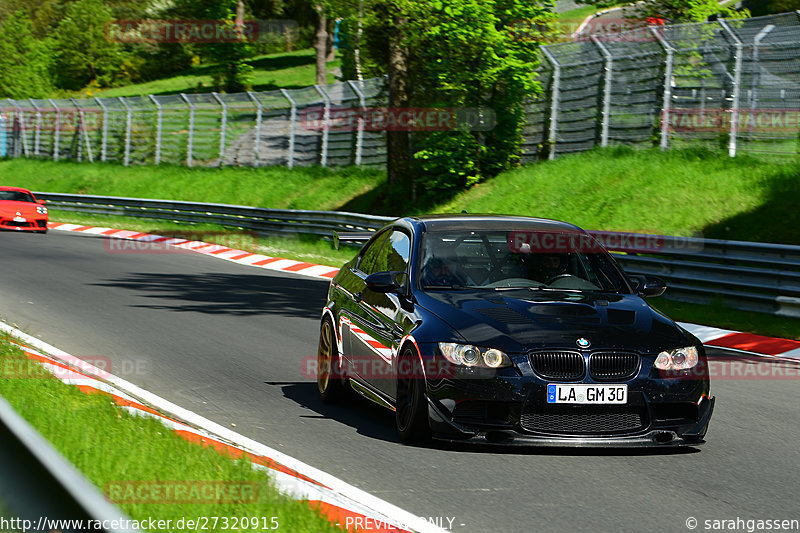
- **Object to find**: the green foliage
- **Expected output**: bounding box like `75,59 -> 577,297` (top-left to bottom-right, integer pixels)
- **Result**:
53,0 -> 131,90
345,0 -> 554,196
741,0 -> 800,16
167,0 -> 256,92
0,10 -> 54,98
630,0 -> 749,23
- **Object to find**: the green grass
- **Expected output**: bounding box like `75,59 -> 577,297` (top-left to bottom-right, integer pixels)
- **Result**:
0,158 -> 383,212
0,335 -> 343,532
79,49 -> 341,98
650,297 -> 800,342
436,146 -> 800,245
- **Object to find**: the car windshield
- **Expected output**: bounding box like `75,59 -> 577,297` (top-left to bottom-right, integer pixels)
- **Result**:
419,228 -> 630,293
0,190 -> 35,203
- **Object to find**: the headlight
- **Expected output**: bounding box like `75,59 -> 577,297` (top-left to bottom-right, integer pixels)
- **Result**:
655,346 -> 699,371
438,343 -> 512,369
36,206 -> 47,215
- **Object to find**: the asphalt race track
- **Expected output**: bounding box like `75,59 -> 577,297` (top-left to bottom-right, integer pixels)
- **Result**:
2,230 -> 800,532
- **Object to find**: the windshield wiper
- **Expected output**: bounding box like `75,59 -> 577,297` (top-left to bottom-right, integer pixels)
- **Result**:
529,286 -> 584,293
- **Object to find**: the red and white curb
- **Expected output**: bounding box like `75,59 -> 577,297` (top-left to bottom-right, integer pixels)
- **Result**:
678,322 -> 800,359
0,321 -> 446,533
49,221 -> 800,359
48,223 -> 341,281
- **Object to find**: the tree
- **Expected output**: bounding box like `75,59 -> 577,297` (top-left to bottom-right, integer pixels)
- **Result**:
346,0 -> 554,201
0,10 -> 54,98
53,0 -> 130,90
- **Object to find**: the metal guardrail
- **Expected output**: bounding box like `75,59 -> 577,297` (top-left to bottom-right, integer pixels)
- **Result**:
36,192 -> 393,237
37,192 -> 800,317
0,394 -> 140,533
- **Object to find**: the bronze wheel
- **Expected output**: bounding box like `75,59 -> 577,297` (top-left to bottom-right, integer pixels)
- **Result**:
318,318 -> 346,402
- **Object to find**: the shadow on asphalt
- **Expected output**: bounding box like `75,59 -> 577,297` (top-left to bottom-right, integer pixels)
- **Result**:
265,381 -> 702,456
91,271 -> 328,318
266,381 -> 402,444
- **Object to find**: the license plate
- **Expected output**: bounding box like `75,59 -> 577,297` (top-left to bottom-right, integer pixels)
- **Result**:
546,384 -> 627,404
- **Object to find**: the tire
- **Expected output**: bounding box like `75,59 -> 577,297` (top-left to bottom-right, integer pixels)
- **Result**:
317,318 -> 347,403
395,347 -> 431,443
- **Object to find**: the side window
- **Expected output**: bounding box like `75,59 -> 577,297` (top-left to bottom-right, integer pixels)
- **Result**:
357,231 -> 390,275
374,230 -> 411,274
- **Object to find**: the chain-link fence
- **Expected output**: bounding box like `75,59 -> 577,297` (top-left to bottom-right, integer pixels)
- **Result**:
1,13 -> 798,168
523,12 -> 800,161
0,78 -> 388,168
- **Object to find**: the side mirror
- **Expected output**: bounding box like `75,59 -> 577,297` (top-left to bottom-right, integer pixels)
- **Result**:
629,274 -> 666,297
38,199 -> 46,205
365,271 -> 404,293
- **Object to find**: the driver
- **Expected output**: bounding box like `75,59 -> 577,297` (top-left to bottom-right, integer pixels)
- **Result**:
537,253 -> 569,281
422,257 -> 460,286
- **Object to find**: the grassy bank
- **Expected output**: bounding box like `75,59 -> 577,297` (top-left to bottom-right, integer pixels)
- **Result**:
4,147 -> 799,244
0,158 -> 384,212
0,335 -> 342,532
436,147 -> 800,244
76,49 -> 341,98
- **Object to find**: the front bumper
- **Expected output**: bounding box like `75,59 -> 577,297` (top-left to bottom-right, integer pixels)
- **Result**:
429,397 -> 714,448
0,218 -> 48,231
423,349 -> 714,448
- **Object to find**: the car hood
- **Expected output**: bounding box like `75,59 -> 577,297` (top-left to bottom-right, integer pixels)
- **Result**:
0,201 -> 41,217
416,289 -> 693,354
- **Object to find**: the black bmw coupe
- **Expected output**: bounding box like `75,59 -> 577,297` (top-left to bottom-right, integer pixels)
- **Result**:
317,215 -> 714,447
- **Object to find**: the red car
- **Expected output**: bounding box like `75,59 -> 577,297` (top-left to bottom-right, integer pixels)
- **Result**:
0,187 -> 48,234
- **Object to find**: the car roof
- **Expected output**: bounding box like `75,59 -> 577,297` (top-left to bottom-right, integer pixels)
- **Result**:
0,186 -> 34,193
404,214 -> 586,233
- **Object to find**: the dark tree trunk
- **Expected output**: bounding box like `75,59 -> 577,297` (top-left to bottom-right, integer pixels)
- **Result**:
326,18 -> 336,61
386,14 -> 412,198
314,4 -> 328,86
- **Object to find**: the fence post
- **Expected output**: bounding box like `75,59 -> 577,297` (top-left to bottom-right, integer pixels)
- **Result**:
280,89 -> 297,169
94,98 -> 108,162
8,100 -> 29,158
180,93 -> 194,167
346,80 -> 366,166
591,36 -> 613,148
28,99 -> 41,157
313,85 -> 331,167
149,95 -> 162,165
72,99 -> 94,163
751,24 -> 774,118
118,97 -> 133,166
651,27 -> 675,150
719,19 -> 743,158
246,91 -> 263,167
70,98 -> 94,163
541,47 -> 561,160
48,98 -> 60,161
211,92 -> 227,167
